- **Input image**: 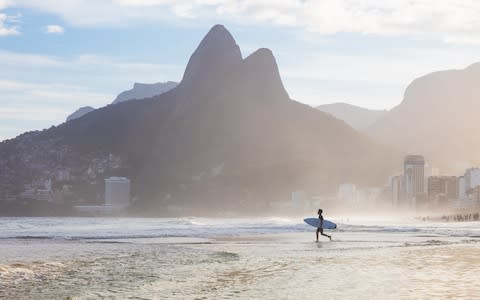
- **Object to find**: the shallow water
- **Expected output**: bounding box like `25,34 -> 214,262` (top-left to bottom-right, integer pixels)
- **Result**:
1,217 -> 480,299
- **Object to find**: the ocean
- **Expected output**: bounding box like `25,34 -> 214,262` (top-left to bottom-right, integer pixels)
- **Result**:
1,217 -> 480,299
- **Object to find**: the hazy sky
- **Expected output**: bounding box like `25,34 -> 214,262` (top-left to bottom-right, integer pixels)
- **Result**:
1,0 -> 480,141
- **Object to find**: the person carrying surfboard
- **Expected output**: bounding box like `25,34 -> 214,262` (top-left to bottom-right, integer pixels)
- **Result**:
317,209 -> 332,241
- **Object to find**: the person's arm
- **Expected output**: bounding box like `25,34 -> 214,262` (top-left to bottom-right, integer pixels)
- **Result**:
319,216 -> 323,228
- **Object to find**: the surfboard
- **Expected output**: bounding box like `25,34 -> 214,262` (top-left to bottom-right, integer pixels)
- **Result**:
304,218 -> 337,229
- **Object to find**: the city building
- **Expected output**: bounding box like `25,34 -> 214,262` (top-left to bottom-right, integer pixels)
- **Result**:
450,169 -> 480,209
427,176 -> 444,198
404,155 -> 425,207
36,189 -> 52,201
105,177 -> 131,208
427,176 -> 458,208
445,177 -> 459,200
75,177 -> 131,216
390,175 -> 403,207
458,176 -> 466,200
465,168 -> 480,191
424,164 -> 439,191
56,169 -> 71,181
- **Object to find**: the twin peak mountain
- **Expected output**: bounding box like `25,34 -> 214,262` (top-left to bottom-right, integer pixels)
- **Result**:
1,25 -> 394,213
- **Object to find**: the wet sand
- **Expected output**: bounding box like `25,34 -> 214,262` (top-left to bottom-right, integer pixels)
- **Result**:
2,229 -> 480,299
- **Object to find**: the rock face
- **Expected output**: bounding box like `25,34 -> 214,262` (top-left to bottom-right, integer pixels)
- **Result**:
66,106 -> 95,122
0,24 -> 396,214
368,63 -> 480,172
112,81 -> 178,104
317,103 -> 387,131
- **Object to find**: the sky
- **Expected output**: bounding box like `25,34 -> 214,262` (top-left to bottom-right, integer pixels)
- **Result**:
1,0 -> 480,141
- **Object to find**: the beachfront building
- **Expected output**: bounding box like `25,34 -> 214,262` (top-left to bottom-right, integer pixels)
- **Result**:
75,176 -> 131,216
427,176 -> 458,208
450,169 -> 480,210
465,168 -> 480,190
424,164 -> 439,192
36,189 -> 52,202
105,177 -> 131,208
55,169 -> 71,181
390,175 -> 403,207
459,176 -> 466,200
404,155 -> 425,208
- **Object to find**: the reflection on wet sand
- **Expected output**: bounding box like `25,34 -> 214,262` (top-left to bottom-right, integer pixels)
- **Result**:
2,222 -> 480,299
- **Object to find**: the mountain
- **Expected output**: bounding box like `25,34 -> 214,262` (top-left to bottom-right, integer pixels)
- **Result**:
317,103 -> 387,131
368,63 -> 480,172
0,25 -> 396,215
66,82 -> 178,122
66,106 -> 95,122
112,81 -> 178,104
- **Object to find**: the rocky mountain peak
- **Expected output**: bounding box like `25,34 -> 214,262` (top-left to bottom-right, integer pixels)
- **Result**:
242,48 -> 289,101
181,25 -> 242,88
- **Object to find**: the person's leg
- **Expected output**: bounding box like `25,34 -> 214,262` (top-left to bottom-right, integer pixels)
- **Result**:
321,233 -> 332,240
316,228 -> 319,241
320,229 -> 331,240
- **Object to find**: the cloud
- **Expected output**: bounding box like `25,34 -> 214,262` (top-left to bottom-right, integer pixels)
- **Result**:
0,49 -> 183,81
0,0 -> 12,9
0,50 -> 184,104
44,24 -> 64,34
0,79 -> 114,113
8,0 -> 480,44
0,79 -> 111,137
279,44 -> 480,109
0,78 -> 114,140
0,12 -> 19,36
0,49 -> 184,140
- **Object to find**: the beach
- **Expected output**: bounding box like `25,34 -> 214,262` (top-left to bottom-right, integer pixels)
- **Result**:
1,217 -> 480,299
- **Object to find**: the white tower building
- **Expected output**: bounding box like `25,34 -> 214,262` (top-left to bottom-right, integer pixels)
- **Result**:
105,177 -> 131,208
404,155 -> 425,207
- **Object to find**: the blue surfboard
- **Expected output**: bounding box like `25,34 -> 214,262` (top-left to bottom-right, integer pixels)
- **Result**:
304,218 -> 337,229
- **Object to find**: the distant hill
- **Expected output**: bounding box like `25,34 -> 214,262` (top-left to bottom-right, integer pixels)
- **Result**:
317,103 -> 387,131
66,106 -> 95,122
66,82 -> 178,123
112,81 -> 178,104
0,25 -> 396,215
368,63 -> 480,172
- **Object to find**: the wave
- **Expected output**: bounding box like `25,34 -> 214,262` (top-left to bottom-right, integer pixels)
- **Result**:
0,217 -> 310,241
2,217 -> 480,241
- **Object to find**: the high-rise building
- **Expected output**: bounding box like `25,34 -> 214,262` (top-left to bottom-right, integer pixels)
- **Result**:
465,168 -> 480,191
445,177 -> 459,200
424,164 -> 439,191
458,176 -> 466,200
427,176 -> 445,199
105,177 -> 131,208
390,175 -> 403,207
404,155 -> 425,206
427,176 -> 458,207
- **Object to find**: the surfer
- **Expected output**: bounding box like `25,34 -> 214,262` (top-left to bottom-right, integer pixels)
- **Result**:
316,209 -> 332,241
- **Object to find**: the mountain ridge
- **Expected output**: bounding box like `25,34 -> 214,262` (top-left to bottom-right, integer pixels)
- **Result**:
112,81 -> 178,104
66,106 -> 95,122
317,102 -> 387,131
0,25 -> 396,214
368,63 -> 480,172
